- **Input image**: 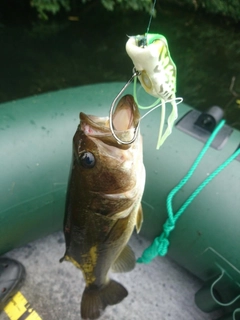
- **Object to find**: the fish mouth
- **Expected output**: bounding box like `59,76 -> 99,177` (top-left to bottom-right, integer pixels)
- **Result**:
80,95 -> 140,148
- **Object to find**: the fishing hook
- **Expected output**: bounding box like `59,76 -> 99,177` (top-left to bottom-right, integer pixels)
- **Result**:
109,70 -> 141,145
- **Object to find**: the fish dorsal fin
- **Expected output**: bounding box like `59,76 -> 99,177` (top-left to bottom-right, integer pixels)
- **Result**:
111,245 -> 136,273
136,204 -> 143,234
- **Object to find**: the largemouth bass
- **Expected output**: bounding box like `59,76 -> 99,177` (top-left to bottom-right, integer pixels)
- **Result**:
60,94 -> 145,320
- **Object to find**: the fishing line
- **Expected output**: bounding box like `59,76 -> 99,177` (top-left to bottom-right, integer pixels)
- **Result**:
139,97 -> 183,121
146,0 -> 157,35
111,0 -> 180,148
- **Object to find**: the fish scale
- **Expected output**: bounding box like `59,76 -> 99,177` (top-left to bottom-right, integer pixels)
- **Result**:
60,95 -> 145,320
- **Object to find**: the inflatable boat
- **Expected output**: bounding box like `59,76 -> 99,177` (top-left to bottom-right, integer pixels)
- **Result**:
0,83 -> 239,319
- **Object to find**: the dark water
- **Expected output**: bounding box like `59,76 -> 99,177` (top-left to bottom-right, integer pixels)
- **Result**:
0,3 -> 240,129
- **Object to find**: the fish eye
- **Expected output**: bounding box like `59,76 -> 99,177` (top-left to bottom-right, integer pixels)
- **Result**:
79,152 -> 95,169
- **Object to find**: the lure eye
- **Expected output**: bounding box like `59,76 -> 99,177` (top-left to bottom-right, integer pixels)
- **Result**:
79,152 -> 95,169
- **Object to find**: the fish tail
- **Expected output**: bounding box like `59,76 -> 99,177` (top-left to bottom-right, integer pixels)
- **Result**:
81,280 -> 128,319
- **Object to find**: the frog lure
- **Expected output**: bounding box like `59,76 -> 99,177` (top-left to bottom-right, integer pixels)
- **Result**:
110,33 -> 182,149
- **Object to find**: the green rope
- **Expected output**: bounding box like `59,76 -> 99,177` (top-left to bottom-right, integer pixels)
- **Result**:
138,119 -> 240,263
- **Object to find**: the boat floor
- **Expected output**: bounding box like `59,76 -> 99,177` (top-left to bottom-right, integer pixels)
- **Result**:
1,232 -> 220,320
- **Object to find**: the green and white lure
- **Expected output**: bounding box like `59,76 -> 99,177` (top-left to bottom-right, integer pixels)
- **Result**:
126,33 -> 182,149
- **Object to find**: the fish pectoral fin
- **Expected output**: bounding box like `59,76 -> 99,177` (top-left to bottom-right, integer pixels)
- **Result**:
136,204 -> 143,234
111,244 -> 136,273
81,280 -> 128,319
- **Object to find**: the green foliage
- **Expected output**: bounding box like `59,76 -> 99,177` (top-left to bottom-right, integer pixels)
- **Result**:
101,0 -> 152,12
30,0 -> 240,21
164,0 -> 240,22
200,0 -> 240,21
30,0 -> 70,20
30,0 -> 153,20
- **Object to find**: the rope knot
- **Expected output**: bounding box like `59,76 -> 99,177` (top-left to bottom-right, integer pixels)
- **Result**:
163,220 -> 175,236
137,235 -> 170,263
157,237 -> 170,256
